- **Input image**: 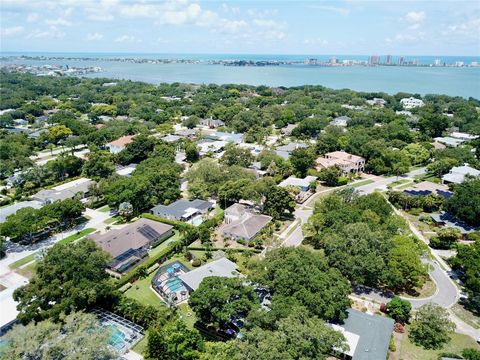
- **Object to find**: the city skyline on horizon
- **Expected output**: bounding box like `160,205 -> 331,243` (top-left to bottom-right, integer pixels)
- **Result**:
1,0 -> 479,56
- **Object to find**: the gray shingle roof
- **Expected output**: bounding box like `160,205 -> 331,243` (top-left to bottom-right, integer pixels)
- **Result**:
151,199 -> 213,220
178,257 -> 239,291
337,309 -> 394,360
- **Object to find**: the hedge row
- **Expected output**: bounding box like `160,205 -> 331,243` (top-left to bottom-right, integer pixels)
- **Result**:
140,213 -> 195,232
187,246 -> 261,254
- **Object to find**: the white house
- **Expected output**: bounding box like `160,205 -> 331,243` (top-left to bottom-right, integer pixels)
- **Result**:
400,97 -> 425,109
106,135 -> 135,154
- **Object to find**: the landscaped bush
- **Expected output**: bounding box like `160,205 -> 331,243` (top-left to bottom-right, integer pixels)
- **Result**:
192,259 -> 201,267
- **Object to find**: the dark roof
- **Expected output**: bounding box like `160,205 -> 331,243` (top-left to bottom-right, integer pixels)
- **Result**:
151,199 -> 213,220
337,309 -> 394,360
430,212 -> 476,234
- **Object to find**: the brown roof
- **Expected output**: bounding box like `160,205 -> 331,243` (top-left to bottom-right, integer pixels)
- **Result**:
107,135 -> 134,148
88,218 -> 173,258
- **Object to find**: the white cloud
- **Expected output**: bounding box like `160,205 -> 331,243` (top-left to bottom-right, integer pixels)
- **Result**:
405,11 -> 426,23
0,26 -> 24,37
85,0 -> 118,21
27,13 -> 39,22
86,32 -> 104,41
307,5 -> 350,16
45,17 -> 72,26
114,34 -> 140,43
26,26 -> 65,39
303,38 -> 329,46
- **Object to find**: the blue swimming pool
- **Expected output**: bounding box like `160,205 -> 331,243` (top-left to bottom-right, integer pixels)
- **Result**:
106,325 -> 126,351
165,277 -> 186,292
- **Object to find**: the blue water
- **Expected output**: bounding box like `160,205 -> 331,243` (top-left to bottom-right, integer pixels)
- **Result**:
107,325 -> 126,351
165,277 -> 186,292
1,52 -> 479,98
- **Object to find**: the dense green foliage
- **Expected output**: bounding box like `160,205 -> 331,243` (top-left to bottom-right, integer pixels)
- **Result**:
305,191 -> 427,291
2,311 -> 115,360
449,239 -> 480,314
445,178 -> 480,226
189,277 -> 259,330
13,239 -> 114,323
386,296 -> 412,323
0,198 -> 85,243
408,303 -> 456,349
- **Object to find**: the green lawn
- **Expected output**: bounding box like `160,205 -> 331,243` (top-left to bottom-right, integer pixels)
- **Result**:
57,228 -> 96,245
124,271 -> 166,310
148,231 -> 182,259
131,333 -> 149,356
10,252 -> 37,269
98,205 -> 111,213
350,179 -> 374,188
104,216 -> 120,225
399,326 -> 480,360
177,303 -> 196,329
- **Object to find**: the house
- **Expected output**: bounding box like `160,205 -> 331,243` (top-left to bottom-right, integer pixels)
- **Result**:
175,128 -> 197,138
430,212 -> 476,236
222,203 -> 272,242
88,218 -> 173,273
199,117 -> 225,128
178,258 -> 240,292
32,178 -> 94,204
442,165 -> 480,184
161,134 -> 182,143
433,137 -> 465,148
449,132 -> 479,141
106,135 -> 134,154
366,98 -> 387,107
316,151 -> 365,175
275,142 -> 308,160
151,199 -> 214,224
278,175 -> 317,192
330,115 -> 351,127
402,181 -> 452,199
206,131 -> 244,144
400,97 -> 425,109
197,140 -> 227,156
281,123 -> 298,135
331,309 -> 394,360
115,163 -> 138,177
0,200 -> 43,223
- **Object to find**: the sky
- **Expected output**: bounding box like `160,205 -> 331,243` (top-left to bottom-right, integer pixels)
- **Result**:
1,0 -> 479,56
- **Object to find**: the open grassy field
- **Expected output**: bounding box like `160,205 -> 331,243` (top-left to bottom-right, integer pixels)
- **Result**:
124,271 -> 166,310
397,326 -> 480,360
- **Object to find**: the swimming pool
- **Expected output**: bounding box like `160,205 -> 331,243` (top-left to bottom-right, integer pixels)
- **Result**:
165,277 -> 186,292
106,324 -> 126,351
191,215 -> 204,226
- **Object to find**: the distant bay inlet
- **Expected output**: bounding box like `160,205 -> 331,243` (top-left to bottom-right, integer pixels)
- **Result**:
1,53 -> 479,98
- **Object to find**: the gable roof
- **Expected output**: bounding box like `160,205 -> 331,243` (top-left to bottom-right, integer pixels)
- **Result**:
151,199 -> 213,219
88,218 -> 173,258
336,309 -> 394,360
107,135 -> 134,148
178,257 -> 240,291
223,213 -> 272,240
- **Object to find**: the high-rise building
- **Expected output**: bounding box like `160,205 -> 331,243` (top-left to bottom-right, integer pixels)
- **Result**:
398,57 -> 405,65
385,55 -> 392,65
330,56 -> 337,65
433,59 -> 441,66
368,55 -> 379,65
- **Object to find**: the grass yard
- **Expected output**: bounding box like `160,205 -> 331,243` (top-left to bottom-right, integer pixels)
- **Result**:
131,333 -> 149,356
398,327 -> 480,360
148,231 -> 182,259
57,228 -> 96,245
177,303 -> 196,329
396,181 -> 415,190
124,271 -> 166,310
350,179 -> 374,188
388,179 -> 411,189
401,277 -> 436,298
14,262 -> 37,279
10,252 -> 37,269
452,303 -> 480,329
98,205 -> 111,213
104,216 -> 120,225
